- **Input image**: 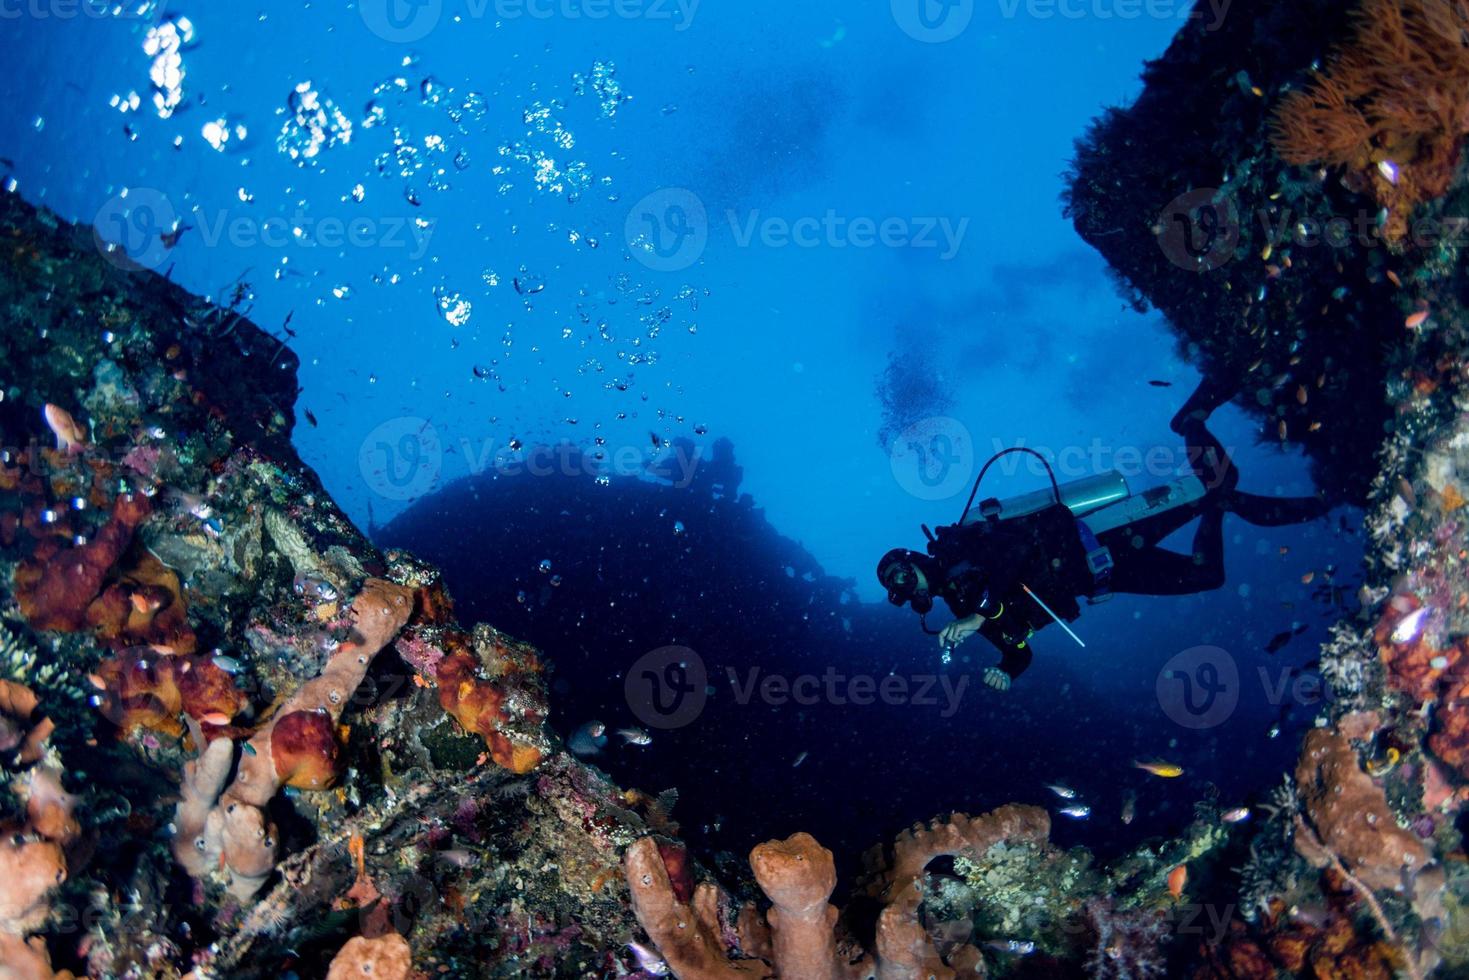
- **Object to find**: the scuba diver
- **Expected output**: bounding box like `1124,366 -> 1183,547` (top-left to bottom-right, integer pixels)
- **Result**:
878,385 -> 1328,692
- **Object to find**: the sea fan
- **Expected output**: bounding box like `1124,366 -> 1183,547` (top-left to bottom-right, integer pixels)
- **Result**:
1081,897 -> 1170,979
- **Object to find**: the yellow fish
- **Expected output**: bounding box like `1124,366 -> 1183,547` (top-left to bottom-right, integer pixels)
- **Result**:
1134,759 -> 1184,778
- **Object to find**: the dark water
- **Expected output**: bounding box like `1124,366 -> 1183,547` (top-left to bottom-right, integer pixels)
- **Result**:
377,436 -> 1365,882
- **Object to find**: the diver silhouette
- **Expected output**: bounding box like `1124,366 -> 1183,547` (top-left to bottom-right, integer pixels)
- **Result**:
878,385 -> 1327,691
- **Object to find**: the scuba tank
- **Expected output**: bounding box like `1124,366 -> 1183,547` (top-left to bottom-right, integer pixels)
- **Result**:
1078,475 -> 1207,535
962,471 -> 1130,526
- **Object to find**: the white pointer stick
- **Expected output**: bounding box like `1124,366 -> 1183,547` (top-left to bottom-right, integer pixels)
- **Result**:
1021,584 -> 1086,649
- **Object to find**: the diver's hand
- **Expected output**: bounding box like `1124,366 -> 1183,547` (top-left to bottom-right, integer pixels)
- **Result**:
983,668 -> 1012,692
939,615 -> 984,649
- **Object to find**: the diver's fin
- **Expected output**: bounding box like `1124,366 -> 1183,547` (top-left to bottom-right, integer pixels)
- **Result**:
1170,375 -> 1238,434
1221,491 -> 1328,527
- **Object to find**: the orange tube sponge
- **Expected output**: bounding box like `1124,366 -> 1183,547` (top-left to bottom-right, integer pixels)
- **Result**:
0,932 -> 77,980
1295,727 -> 1429,893
270,709 -> 343,792
748,833 -> 843,980
0,834 -> 67,934
229,578 -> 412,807
325,932 -> 413,980
172,580 -> 411,900
625,838 -> 772,980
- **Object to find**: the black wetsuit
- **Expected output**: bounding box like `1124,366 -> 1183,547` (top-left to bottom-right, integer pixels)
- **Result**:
927,420 -> 1326,681
927,503 -> 1096,681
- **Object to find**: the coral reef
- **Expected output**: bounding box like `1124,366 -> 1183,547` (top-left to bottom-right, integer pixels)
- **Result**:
1271,0 -> 1469,243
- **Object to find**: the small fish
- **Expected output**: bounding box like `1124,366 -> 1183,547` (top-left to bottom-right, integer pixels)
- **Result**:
1167,864 -> 1187,900
982,939 -> 1035,956
304,408 -> 318,427
197,712 -> 232,726
618,727 -> 652,746
160,223 -> 191,248
1134,759 -> 1184,778
1148,380 -> 1173,388
1057,804 -> 1091,819
1406,309 -> 1430,329
1365,746 -> 1401,778
628,940 -> 670,976
568,721 -> 607,757
792,750 -> 809,768
212,654 -> 243,674
1045,783 -> 1078,800
1265,630 -> 1295,654
1120,790 -> 1136,825
1222,807 -> 1251,824
130,592 -> 161,615
1391,607 -> 1430,645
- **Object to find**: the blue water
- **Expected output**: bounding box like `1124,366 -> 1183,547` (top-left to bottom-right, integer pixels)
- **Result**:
0,1 -> 1364,860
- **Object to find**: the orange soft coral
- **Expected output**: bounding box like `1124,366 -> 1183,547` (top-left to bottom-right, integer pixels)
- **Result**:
1295,727 -> 1429,894
92,650 -> 246,738
435,625 -> 548,774
86,552 -> 197,653
15,493 -> 149,633
1271,0 -> 1469,243
0,681 -> 55,768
